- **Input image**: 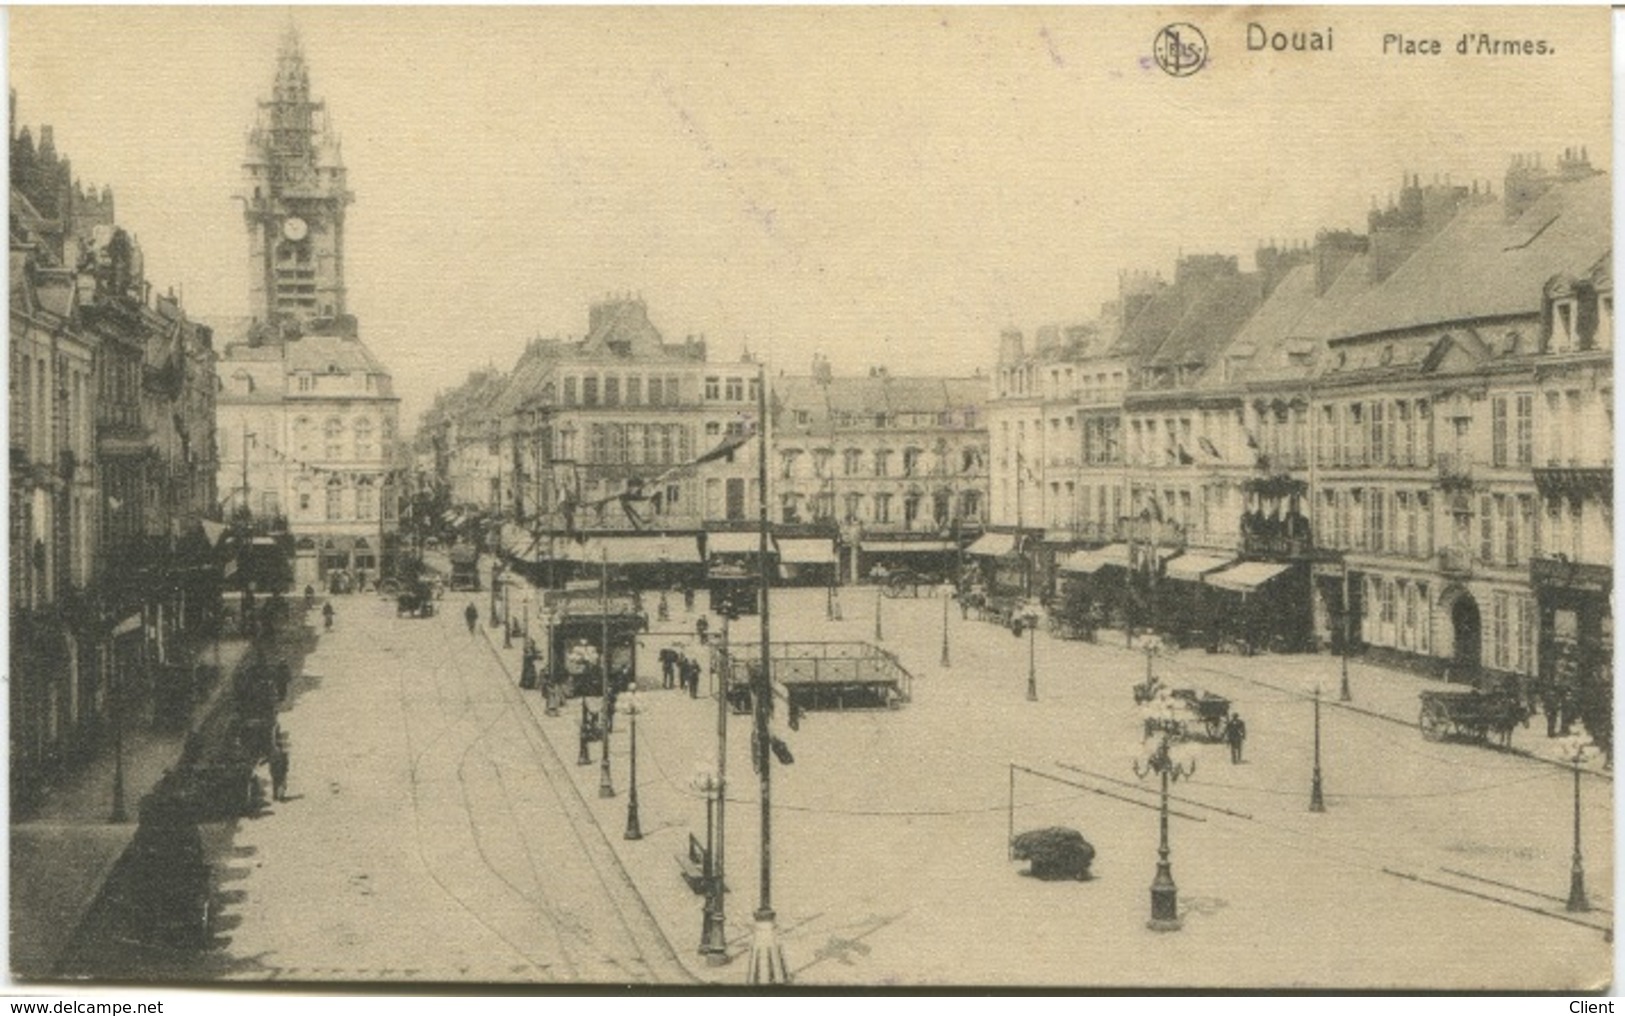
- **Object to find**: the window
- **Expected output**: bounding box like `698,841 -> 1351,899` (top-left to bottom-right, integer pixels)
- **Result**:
1516,598 -> 1537,676
903,494 -> 921,529
647,377 -> 663,406
325,418 -> 344,459
725,376 -> 743,401
626,376 -> 642,405
1396,402 -> 1413,466
298,491 -> 312,512
844,493 -> 863,523
705,376 -> 721,400
780,450 -> 801,479
357,480 -> 378,521
564,376 -> 578,405
604,375 -> 620,406
1479,495 -> 1494,564
812,449 -> 833,477
326,481 -> 344,521
844,449 -> 862,476
705,420 -> 721,437
873,493 -> 892,523
1514,393 -> 1533,466
903,448 -> 921,476
354,417 -> 375,460
1491,396 -> 1508,467
874,449 -> 891,477
666,376 -> 682,404
782,494 -> 802,524
1369,487 -> 1385,553
748,377 -> 760,403
1370,401 -> 1387,466
583,375 -> 599,406
1491,592 -> 1511,670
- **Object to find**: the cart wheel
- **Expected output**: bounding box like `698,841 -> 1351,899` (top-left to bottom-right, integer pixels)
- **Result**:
1419,705 -> 1444,741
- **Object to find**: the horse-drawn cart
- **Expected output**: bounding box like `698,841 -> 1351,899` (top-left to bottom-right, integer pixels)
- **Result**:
1418,687 -> 1527,746
880,569 -> 944,598
1138,683 -> 1232,742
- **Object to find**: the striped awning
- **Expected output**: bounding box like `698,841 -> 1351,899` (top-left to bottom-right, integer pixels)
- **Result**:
1165,553 -> 1237,583
965,532 -> 1017,557
779,538 -> 836,564
707,531 -> 777,556
1206,561 -> 1293,593
862,540 -> 956,553
1061,543 -> 1130,574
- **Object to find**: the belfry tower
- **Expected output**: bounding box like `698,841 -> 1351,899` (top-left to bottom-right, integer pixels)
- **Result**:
240,24 -> 353,336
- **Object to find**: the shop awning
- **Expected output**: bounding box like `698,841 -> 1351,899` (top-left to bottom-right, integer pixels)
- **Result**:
965,532 -> 1017,557
1165,553 -> 1237,582
862,540 -> 956,553
1206,561 -> 1293,593
707,531 -> 777,556
1061,543 -> 1130,574
779,538 -> 836,564
591,535 -> 701,565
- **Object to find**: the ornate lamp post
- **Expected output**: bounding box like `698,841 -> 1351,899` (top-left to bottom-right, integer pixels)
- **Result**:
1338,559 -> 1352,702
542,606 -> 560,717
692,764 -> 729,961
873,566 -> 886,641
623,689 -> 643,841
1017,598 -> 1043,701
1134,702 -> 1197,932
1310,685 -> 1326,812
598,549 -> 615,799
1560,735 -> 1592,912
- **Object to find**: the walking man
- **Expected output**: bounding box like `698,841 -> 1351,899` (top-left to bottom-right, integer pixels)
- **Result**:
465,601 -> 479,635
269,734 -> 291,802
322,600 -> 335,631
1225,713 -> 1247,764
660,647 -> 678,689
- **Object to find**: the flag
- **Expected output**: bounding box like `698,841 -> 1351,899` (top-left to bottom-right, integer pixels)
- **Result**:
693,430 -> 753,467
223,559 -> 239,579
1198,436 -> 1222,460
1245,430 -> 1259,450
112,613 -> 142,636
1177,445 -> 1195,465
201,520 -> 227,547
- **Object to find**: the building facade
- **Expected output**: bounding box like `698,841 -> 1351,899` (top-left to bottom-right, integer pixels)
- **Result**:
986,152 -> 1612,750
212,27 -> 400,591
10,110 -> 219,807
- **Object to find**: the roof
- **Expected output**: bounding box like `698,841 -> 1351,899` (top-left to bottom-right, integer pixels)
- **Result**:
1142,272 -> 1265,368
283,334 -> 390,375
1323,173 -> 1611,341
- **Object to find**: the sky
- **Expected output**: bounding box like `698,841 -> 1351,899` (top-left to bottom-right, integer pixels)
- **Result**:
8,6 -> 1611,432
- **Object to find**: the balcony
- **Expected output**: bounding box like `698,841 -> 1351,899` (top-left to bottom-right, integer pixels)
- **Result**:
1437,547 -> 1475,577
1532,466 -> 1612,503
1435,452 -> 1474,492
1241,532 -> 1315,559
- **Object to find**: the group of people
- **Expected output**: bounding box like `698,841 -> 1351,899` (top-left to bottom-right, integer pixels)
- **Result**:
658,645 -> 705,698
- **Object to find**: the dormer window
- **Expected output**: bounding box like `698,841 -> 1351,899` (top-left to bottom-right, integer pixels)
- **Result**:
1600,296 -> 1614,350
1553,299 -> 1577,352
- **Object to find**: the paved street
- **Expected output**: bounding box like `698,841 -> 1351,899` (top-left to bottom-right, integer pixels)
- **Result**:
181,577 -> 1611,988
205,595 -> 691,984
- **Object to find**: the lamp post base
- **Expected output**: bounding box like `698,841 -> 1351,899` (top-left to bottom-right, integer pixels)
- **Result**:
1149,865 -> 1180,932
746,912 -> 790,984
1567,866 -> 1591,913
624,801 -> 642,840
700,895 -> 729,963
1310,770 -> 1326,812
1026,677 -> 1038,702
598,768 -> 616,799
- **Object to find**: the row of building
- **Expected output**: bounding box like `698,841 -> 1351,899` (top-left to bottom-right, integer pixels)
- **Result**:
416,298 -> 988,586
986,151 -> 1611,743
10,98 -> 222,806
421,148 -> 1610,747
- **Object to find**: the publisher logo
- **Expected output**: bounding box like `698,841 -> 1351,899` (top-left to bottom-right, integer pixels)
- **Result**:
1153,23 -> 1208,77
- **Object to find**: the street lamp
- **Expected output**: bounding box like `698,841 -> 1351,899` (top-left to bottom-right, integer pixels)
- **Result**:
599,549 -> 615,800
1338,559 -> 1352,702
692,764 -> 728,961
1560,735 -> 1592,912
1310,685 -> 1326,813
873,568 -> 886,641
1016,598 -> 1043,701
1134,704 -> 1197,932
940,581 -> 954,668
623,689 -> 643,841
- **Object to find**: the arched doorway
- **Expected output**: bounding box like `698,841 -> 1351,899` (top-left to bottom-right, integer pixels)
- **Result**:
1451,594 -> 1482,675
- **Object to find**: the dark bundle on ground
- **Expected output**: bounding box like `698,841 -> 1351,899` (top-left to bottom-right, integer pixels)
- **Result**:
1011,827 -> 1095,881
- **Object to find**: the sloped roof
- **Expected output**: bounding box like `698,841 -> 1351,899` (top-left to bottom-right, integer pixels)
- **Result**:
1323,173 -> 1611,341
283,334 -> 390,375
1142,272 -> 1264,368
487,341 -> 561,418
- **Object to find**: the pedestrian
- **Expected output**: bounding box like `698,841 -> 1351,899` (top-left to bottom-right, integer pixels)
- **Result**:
685,656 -> 701,699
1225,713 -> 1247,764
683,584 -> 696,612
304,584 -> 316,609
465,601 -> 479,635
1540,680 -> 1561,737
660,647 -> 678,689
322,600 -> 335,631
269,734 -> 290,802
